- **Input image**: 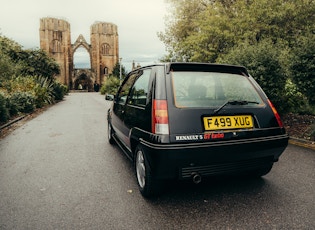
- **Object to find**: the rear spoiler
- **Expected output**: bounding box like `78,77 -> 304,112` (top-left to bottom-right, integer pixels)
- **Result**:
166,62 -> 249,76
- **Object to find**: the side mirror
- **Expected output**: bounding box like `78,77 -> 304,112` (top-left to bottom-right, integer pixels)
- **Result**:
105,94 -> 115,101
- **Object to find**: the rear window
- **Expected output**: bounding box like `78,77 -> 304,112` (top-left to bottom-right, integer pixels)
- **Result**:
171,71 -> 263,108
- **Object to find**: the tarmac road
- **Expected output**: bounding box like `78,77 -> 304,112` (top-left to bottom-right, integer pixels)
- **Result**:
0,92 -> 314,229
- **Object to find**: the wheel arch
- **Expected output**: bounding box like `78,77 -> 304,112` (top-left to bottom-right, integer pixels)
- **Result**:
129,127 -> 148,160
130,137 -> 139,160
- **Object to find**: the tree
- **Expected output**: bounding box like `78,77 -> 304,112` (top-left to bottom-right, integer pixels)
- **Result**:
290,33 -> 315,105
0,52 -> 15,86
100,77 -> 120,95
16,49 -> 60,79
0,35 -> 67,119
158,0 -> 315,114
110,61 -> 127,80
218,39 -> 288,113
158,0 -> 208,61
159,0 -> 315,62
0,35 -> 23,84
100,62 -> 127,95
0,35 -> 23,58
0,35 -> 60,80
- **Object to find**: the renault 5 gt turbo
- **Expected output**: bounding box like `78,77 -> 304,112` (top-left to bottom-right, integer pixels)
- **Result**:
106,62 -> 288,197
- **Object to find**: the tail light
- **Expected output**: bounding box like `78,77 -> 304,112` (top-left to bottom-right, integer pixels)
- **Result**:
268,100 -> 284,127
152,99 -> 169,134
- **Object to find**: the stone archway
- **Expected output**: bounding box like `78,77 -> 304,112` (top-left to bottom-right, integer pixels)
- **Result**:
73,69 -> 95,92
74,74 -> 92,91
72,34 -> 92,70
39,18 -> 119,90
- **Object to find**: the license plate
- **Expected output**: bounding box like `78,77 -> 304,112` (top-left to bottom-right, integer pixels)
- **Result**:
203,115 -> 253,131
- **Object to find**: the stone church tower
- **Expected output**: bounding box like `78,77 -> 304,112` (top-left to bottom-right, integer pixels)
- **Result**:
39,17 -> 119,90
90,22 -> 119,84
39,18 -> 72,86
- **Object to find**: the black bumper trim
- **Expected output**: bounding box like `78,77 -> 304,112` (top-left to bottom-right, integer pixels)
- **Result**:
140,134 -> 288,150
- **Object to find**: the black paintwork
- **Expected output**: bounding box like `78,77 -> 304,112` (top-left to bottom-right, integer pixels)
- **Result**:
107,63 -> 288,180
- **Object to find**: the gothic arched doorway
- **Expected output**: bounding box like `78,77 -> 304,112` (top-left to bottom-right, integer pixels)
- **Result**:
74,74 -> 93,91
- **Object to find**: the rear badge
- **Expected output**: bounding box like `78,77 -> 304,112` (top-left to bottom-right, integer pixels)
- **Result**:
175,135 -> 202,141
175,133 -> 225,141
204,132 -> 224,140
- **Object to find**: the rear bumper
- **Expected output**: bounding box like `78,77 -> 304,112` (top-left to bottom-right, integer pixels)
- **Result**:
140,134 -> 288,180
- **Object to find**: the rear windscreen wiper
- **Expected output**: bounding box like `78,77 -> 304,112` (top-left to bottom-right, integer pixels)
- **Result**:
213,100 -> 259,115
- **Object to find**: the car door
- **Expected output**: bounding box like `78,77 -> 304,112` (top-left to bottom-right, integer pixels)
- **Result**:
124,68 -> 152,134
112,72 -> 138,148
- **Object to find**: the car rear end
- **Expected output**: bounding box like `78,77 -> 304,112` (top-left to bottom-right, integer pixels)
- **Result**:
143,63 -> 288,181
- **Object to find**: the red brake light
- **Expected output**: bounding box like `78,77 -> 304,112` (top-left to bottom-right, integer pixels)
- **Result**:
268,100 -> 284,127
152,99 -> 169,134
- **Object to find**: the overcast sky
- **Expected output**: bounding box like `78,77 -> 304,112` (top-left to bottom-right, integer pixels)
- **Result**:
0,0 -> 168,71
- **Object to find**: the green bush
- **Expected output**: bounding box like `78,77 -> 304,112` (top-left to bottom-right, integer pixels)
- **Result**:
33,85 -> 50,108
53,82 -> 68,101
290,33 -> 315,106
283,79 -> 312,114
10,91 -> 35,113
7,96 -> 19,117
33,76 -> 54,108
0,92 -> 9,122
0,36 -> 68,120
100,77 -> 120,95
5,75 -> 36,94
0,52 -> 15,86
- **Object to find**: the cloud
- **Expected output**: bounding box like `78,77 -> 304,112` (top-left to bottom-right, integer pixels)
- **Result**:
0,0 -> 167,71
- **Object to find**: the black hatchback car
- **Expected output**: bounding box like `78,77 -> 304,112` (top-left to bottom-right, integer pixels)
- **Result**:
107,62 -> 288,197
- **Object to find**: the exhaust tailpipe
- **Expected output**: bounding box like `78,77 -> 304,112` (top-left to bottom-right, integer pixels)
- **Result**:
191,173 -> 202,184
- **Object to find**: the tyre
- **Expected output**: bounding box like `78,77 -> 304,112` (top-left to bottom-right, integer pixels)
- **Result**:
135,144 -> 160,198
108,121 -> 115,145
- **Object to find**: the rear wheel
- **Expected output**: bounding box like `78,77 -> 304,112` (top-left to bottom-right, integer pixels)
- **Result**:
135,144 -> 160,198
108,121 -> 115,145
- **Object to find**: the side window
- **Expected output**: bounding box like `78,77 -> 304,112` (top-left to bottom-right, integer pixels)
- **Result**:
117,73 -> 138,105
127,69 -> 151,107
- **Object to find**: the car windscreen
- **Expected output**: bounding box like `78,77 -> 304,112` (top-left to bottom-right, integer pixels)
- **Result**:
171,71 -> 264,108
